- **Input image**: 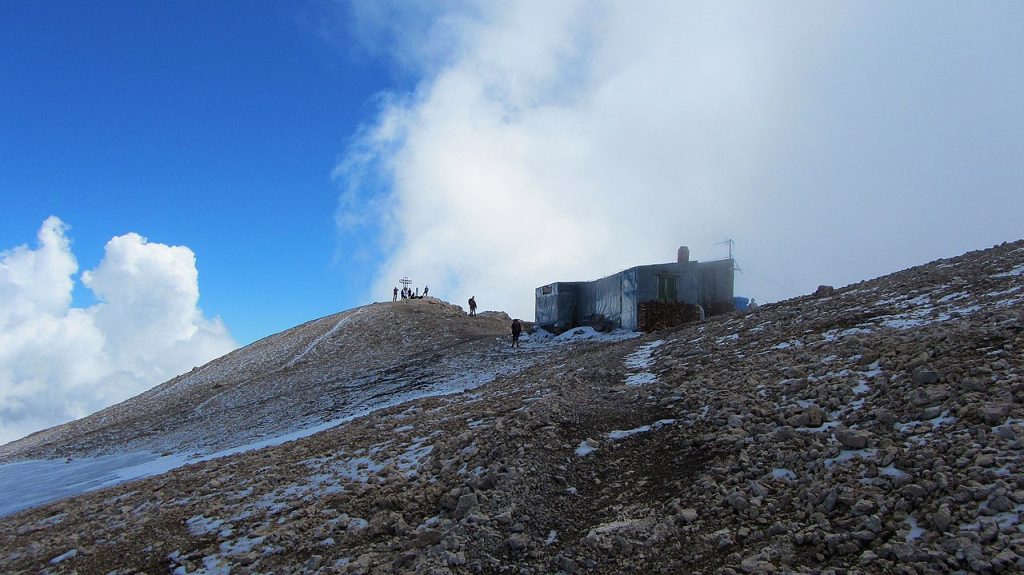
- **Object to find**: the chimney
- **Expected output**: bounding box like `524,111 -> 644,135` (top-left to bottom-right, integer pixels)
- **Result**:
677,246 -> 690,263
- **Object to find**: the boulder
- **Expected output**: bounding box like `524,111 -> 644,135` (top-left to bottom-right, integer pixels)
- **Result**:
912,368 -> 941,386
726,492 -> 750,512
981,403 -> 1011,426
454,493 -> 479,519
834,428 -> 872,449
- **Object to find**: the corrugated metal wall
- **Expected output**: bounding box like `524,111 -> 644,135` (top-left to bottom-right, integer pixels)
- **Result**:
535,282 -> 581,328
535,258 -> 735,330
634,262 -> 700,304
697,259 -> 735,313
577,273 -> 623,326
620,268 -> 638,331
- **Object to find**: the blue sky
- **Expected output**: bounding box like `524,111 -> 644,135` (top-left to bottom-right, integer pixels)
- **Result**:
2,1 -> 398,345
2,1 -> 1023,443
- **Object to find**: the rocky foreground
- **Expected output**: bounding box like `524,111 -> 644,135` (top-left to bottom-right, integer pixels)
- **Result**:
1,240 -> 1023,574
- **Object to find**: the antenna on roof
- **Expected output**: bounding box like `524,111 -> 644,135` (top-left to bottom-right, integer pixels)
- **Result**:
715,238 -> 741,271
715,238 -> 735,259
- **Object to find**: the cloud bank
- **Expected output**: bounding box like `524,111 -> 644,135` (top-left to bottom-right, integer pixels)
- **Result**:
335,1 -> 1024,318
0,217 -> 237,444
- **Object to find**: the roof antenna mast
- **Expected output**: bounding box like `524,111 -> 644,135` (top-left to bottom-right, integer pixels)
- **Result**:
715,238 -> 735,259
715,238 -> 741,271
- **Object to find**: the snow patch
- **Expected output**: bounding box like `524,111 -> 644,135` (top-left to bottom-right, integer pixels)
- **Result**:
993,264 -> 1024,278
624,372 -> 657,386
959,502 -> 1024,533
825,448 -> 877,467
771,468 -> 796,481
284,310 -> 362,369
905,516 -> 926,542
937,292 -> 969,303
220,536 -> 265,555
987,286 -> 1022,298
821,327 -> 873,342
187,514 -> 227,536
879,466 -> 909,478
624,340 -> 664,370
555,327 -> 640,343
49,549 -> 78,565
607,419 -> 676,440
623,340 -> 664,386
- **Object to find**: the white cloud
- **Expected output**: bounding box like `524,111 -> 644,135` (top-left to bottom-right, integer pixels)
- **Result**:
0,217 -> 77,328
0,218 -> 237,445
336,1 -> 1024,316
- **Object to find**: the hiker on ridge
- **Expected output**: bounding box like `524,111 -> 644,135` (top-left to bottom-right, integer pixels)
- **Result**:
511,318 -> 522,348
468,296 -> 477,317
393,287 -> 398,302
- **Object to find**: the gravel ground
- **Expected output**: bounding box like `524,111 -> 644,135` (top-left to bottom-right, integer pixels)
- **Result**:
1,240 -> 1022,574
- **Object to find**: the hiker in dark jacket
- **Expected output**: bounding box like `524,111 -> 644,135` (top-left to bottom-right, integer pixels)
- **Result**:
511,319 -> 522,348
468,296 -> 477,316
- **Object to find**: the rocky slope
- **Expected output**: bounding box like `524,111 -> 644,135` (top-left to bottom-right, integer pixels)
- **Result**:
0,298 -> 529,460
1,240 -> 1022,574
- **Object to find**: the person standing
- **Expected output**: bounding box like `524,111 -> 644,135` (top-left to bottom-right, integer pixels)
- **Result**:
424,286 -> 429,297
393,286 -> 398,302
468,296 -> 477,317
511,319 -> 522,348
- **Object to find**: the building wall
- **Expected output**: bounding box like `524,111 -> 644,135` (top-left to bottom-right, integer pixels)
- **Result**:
634,262 -> 701,305
620,268 -> 639,331
697,259 -> 736,313
534,282 -> 582,328
576,272 -> 624,327
535,258 -> 734,331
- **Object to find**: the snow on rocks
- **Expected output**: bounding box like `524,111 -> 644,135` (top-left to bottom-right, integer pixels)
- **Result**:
1,240 -> 1023,573
623,339 -> 664,386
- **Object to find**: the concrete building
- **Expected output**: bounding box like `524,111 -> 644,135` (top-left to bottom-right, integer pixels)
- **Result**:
535,247 -> 735,332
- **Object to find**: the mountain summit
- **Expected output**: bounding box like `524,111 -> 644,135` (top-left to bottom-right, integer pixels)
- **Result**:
0,298 -> 525,461
1,241 -> 1023,574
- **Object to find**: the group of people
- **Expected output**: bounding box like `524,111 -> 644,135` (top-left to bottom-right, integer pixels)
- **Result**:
393,285 -> 428,301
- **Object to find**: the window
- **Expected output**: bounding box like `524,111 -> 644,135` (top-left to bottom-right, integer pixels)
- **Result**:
657,275 -> 677,302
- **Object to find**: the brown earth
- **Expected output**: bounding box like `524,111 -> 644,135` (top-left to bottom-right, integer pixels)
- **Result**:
1,241 -> 1023,574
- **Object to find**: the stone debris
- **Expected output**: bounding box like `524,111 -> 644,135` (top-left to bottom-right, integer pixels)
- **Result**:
0,240 -> 1022,574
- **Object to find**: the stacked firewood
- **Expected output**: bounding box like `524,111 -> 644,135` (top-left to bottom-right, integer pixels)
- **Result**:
637,301 -> 702,331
